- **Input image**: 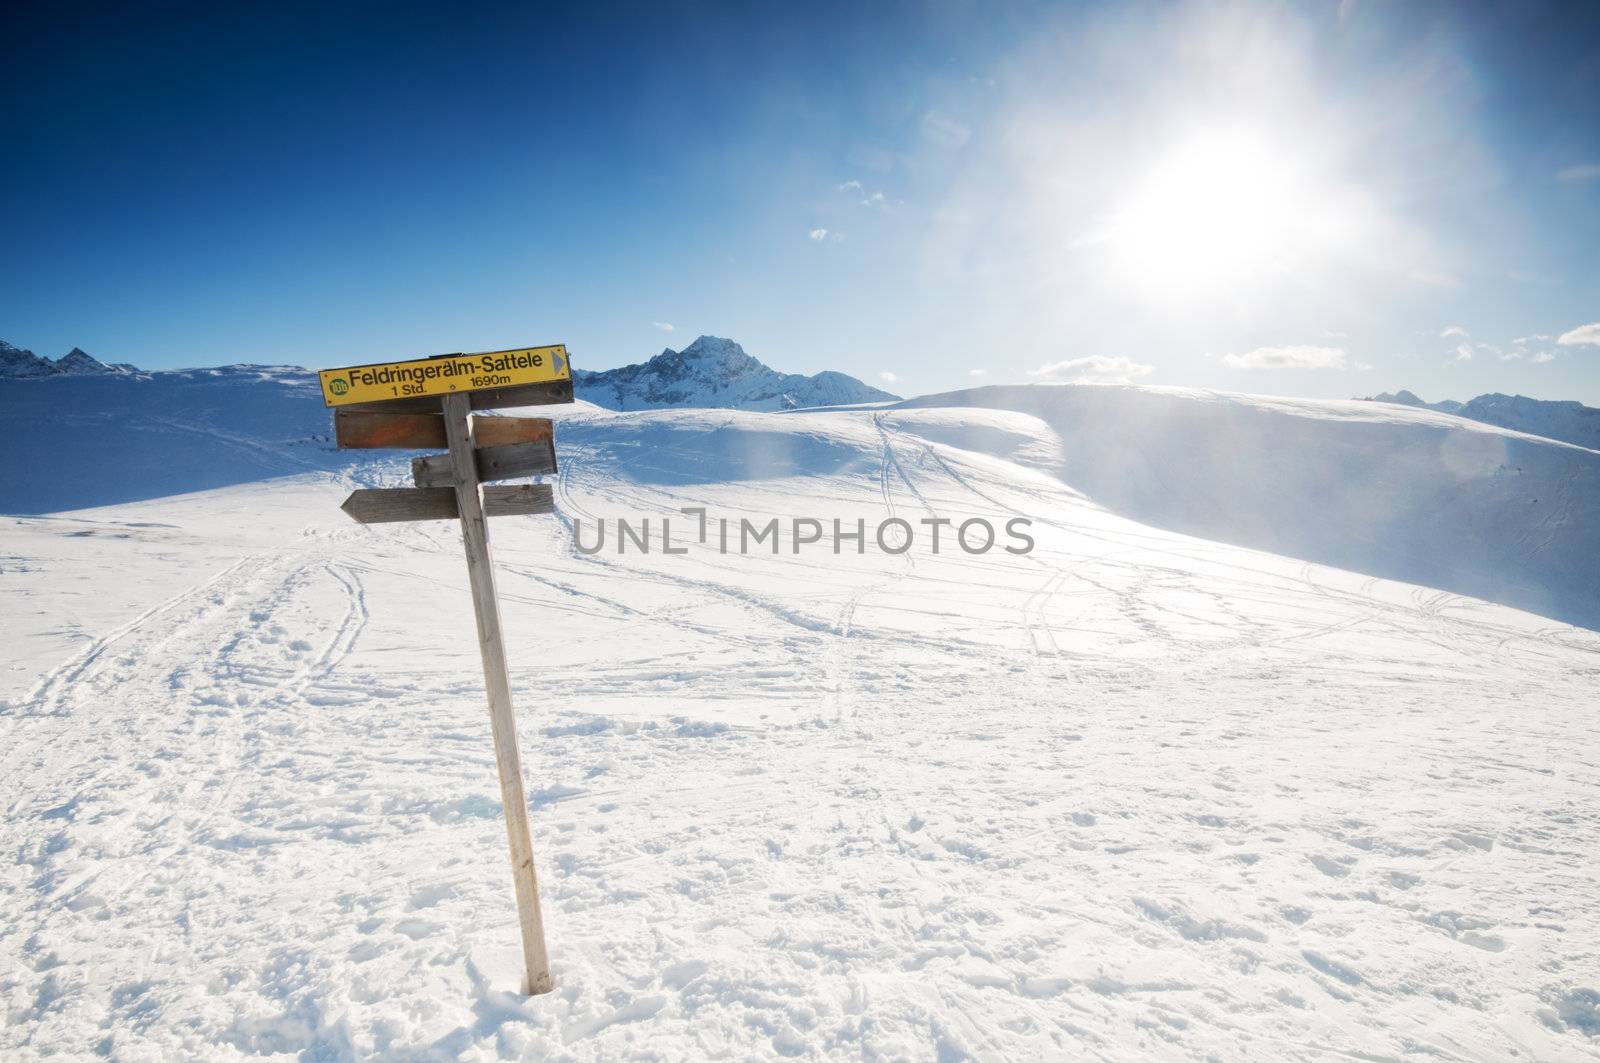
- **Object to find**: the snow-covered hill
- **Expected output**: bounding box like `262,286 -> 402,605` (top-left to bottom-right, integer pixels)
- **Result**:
1364,388 -> 1600,451
572,335 -> 898,410
892,383 -> 1600,629
0,365 -> 337,512
3,376 -> 1599,1060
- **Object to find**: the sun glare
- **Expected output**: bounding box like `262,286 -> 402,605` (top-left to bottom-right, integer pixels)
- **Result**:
1109,128 -> 1307,296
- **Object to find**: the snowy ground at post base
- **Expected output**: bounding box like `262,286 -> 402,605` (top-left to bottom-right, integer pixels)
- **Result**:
3,383 -> 1600,1060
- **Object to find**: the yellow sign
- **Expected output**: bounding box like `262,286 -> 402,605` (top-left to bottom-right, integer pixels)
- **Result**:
319,345 -> 570,407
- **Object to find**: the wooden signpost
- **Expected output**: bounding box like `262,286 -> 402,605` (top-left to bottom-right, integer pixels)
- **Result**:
322,345 -> 573,996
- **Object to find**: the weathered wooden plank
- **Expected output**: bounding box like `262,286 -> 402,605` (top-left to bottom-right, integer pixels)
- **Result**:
410,454 -> 457,489
339,378 -> 574,414
478,440 -> 557,481
441,392 -> 554,996
336,410 -> 447,450
412,440 -> 557,488
476,418 -> 554,448
339,483 -> 554,523
336,410 -> 553,451
481,483 -> 555,516
340,487 -> 457,523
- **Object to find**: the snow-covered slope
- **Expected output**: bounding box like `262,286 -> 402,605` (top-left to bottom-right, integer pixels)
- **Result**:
572,335 -> 899,410
1365,388 -> 1600,451
0,366 -> 338,512
892,383 -> 1600,630
3,378 -> 1599,1060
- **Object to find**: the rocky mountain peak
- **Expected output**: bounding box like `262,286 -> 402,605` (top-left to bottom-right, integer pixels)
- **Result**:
54,347 -> 112,374
573,335 -> 897,411
0,341 -> 135,378
0,340 -> 58,378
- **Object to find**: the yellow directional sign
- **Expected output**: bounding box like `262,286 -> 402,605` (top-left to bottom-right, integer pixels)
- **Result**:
319,345 -> 570,407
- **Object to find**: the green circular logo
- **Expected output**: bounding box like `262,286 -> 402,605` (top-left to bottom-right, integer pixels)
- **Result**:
329,377 -> 349,396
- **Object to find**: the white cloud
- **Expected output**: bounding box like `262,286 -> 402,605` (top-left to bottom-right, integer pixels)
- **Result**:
808,228 -> 829,242
1028,355 -> 1155,383
1533,351 -> 1556,364
1453,344 -> 1473,362
651,321 -> 675,333
1221,345 -> 1346,370
1556,163 -> 1600,183
1439,325 -> 1469,340
879,371 -> 898,383
1500,350 -> 1522,361
1557,322 -> 1600,346
968,368 -> 988,377
837,179 -> 892,208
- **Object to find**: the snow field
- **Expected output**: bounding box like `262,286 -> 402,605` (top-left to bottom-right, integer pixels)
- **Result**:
2,394 -> 1598,1059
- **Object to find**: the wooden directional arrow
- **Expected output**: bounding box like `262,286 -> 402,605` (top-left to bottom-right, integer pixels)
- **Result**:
412,441 -> 557,488
336,411 -> 553,451
339,483 -> 554,524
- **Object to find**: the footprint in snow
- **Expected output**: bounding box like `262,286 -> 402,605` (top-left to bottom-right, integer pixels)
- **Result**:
407,882 -> 455,910
1446,831 -> 1495,852
1539,987 -> 1600,1038
1309,854 -> 1353,878
1302,949 -> 1362,986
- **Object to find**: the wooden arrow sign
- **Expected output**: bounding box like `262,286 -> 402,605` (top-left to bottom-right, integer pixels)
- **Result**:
412,440 -> 557,488
339,483 -> 554,523
336,411 -> 554,451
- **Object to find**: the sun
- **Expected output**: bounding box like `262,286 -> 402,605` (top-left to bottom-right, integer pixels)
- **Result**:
1107,128 -> 1306,296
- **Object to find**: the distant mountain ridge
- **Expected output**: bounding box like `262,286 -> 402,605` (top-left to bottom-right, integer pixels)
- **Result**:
573,335 -> 898,411
1,340 -> 135,378
3,333 -> 896,411
1362,389 -> 1600,451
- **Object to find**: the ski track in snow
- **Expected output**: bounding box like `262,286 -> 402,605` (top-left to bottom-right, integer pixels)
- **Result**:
3,401 -> 1600,1061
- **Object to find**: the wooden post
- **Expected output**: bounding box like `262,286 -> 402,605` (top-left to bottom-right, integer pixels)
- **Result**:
440,392 -> 553,995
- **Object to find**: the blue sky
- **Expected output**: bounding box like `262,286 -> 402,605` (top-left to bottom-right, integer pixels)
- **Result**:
3,1 -> 1598,402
